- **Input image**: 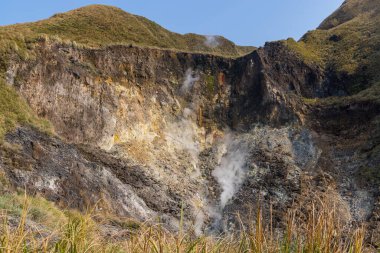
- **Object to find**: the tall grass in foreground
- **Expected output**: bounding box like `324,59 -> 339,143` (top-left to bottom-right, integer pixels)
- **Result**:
0,197 -> 366,253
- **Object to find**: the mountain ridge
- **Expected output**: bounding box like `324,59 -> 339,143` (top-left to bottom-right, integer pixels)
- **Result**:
0,4 -> 255,57
282,0 -> 380,97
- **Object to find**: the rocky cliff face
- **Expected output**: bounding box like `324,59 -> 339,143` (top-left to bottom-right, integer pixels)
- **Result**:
0,0 -> 379,243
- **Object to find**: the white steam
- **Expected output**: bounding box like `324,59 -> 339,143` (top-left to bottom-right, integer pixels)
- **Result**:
192,193 -> 222,236
212,133 -> 248,208
165,113 -> 200,174
166,68 -> 249,234
204,35 -> 220,48
165,68 -> 206,234
165,68 -> 202,176
192,193 -> 207,236
180,68 -> 199,94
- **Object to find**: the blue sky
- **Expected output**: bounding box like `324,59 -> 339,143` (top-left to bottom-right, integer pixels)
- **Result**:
0,0 -> 344,46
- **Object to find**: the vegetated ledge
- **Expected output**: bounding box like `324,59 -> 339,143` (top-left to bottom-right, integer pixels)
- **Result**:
0,78 -> 52,141
303,81 -> 380,107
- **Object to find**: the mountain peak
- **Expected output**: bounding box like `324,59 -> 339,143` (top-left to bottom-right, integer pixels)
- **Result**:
318,0 -> 379,30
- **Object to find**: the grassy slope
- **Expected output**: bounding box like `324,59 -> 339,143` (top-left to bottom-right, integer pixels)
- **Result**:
0,20 -> 52,140
284,0 -> 380,95
1,5 -> 254,57
0,79 -> 51,140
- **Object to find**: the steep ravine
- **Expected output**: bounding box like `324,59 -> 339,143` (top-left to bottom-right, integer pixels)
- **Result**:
1,36 -> 379,240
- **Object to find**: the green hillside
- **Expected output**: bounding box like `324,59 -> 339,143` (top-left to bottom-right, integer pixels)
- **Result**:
0,5 -> 254,57
284,0 -> 380,94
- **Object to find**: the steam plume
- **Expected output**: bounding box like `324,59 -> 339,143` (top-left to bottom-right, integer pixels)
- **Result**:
180,68 -> 199,94
212,133 -> 248,208
165,68 -> 202,176
204,35 -> 220,48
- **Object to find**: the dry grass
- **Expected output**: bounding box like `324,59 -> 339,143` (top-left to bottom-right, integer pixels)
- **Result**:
0,193 -> 367,253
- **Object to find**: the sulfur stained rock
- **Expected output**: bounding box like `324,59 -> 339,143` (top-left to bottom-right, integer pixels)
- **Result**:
1,37 -> 379,239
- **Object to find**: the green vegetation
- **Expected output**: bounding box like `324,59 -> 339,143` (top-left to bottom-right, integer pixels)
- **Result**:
0,27 -> 36,76
302,81 -> 380,106
205,75 -> 216,95
283,38 -> 324,66
0,79 -> 52,140
283,0 -> 380,94
0,5 -> 254,58
318,0 -> 380,30
0,193 -> 367,252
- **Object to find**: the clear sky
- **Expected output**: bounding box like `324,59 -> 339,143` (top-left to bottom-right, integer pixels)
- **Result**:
0,0 -> 344,47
